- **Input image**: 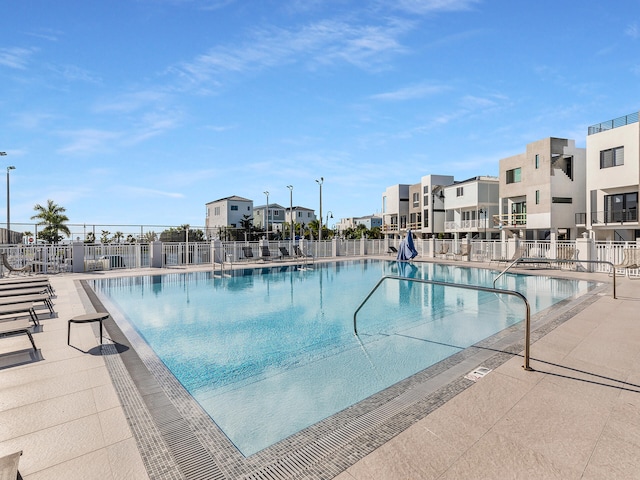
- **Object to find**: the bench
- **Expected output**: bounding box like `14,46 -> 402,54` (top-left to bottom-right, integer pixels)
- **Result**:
0,319 -> 37,351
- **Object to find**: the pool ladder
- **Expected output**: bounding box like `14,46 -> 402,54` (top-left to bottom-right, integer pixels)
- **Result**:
353,275 -> 534,371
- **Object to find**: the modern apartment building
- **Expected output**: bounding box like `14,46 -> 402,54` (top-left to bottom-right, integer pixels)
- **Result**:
285,206 -> 317,229
336,215 -> 382,233
498,137 -> 586,240
205,195 -> 253,239
415,174 -> 455,238
381,184 -> 409,238
444,176 -> 500,240
582,111 -> 639,241
254,203 -> 286,234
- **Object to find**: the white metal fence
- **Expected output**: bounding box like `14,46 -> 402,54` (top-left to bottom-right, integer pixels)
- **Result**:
1,239 -> 638,275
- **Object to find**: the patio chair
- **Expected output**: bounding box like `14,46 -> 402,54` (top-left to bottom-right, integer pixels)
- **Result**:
279,247 -> 293,260
490,245 -> 525,267
613,248 -> 639,277
0,450 -> 22,480
261,246 -> 279,261
386,246 -> 398,255
435,243 -> 449,259
1,253 -> 32,276
293,245 -> 312,258
241,246 -> 255,261
453,244 -> 470,261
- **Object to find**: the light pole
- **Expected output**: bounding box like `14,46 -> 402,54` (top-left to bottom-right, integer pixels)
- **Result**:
316,177 -> 323,242
479,207 -> 486,239
263,191 -> 269,240
6,164 -> 15,242
287,185 -> 293,249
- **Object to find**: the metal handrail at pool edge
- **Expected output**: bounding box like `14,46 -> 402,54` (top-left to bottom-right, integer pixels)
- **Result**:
492,258 -> 616,300
353,275 -> 534,371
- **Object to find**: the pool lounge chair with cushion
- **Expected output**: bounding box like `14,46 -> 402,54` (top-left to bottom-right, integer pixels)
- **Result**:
1,253 -> 32,276
293,245 -> 312,258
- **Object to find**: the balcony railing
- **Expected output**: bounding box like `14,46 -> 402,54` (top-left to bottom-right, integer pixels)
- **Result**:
578,210 -> 639,225
588,111 -> 639,135
493,213 -> 527,227
445,219 -> 491,231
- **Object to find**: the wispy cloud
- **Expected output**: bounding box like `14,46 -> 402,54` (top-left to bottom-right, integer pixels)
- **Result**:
169,18 -> 412,90
0,46 -> 38,69
48,64 -> 102,83
625,22 -> 639,39
26,28 -> 62,42
94,90 -> 170,113
383,0 -> 481,14
117,186 -> 185,199
370,82 -> 450,101
124,110 -> 183,145
57,129 -> 122,155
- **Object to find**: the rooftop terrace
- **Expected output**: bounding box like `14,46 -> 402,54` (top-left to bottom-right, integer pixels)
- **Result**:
588,111 -> 639,135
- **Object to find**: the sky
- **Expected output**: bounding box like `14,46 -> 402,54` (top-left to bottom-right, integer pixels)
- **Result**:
2,0 -> 640,236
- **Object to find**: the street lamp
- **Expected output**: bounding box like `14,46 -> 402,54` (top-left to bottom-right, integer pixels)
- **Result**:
263,191 -> 269,240
326,211 -> 333,234
287,185 -> 293,248
6,164 -> 15,241
316,177 -> 323,242
479,207 -> 486,239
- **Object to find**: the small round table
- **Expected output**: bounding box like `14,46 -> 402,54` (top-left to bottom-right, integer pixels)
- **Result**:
67,312 -> 110,346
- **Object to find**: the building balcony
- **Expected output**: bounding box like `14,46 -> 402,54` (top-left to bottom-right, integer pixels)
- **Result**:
576,210 -> 638,226
493,213 -> 527,227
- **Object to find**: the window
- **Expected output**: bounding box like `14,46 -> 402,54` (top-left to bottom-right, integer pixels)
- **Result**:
423,210 -> 429,228
605,192 -> 637,222
535,190 -> 540,205
600,147 -> 624,168
413,192 -> 419,207
552,197 -> 573,204
456,187 -> 464,197
230,205 -> 238,211
535,154 -> 539,169
214,207 -> 220,215
506,167 -> 522,184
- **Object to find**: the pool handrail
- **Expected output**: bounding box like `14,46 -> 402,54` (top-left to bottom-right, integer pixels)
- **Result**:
353,275 -> 534,371
492,258 -> 616,299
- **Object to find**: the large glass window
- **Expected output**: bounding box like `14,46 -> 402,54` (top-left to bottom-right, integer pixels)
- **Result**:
506,167 -> 522,184
413,192 -> 419,207
600,147 -> 624,168
605,192 -> 637,222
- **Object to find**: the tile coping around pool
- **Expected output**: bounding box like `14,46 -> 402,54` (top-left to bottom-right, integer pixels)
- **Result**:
77,272 -> 607,480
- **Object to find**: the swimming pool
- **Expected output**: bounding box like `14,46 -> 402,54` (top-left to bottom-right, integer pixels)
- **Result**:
92,260 -> 593,456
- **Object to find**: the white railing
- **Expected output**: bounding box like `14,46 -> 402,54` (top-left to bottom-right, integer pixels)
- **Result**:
3,238 -> 639,275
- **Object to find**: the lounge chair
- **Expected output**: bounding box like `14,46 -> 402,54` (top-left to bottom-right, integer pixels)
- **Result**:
1,253 -> 32,276
453,244 -> 470,261
0,302 -> 40,326
0,277 -> 53,294
490,245 -> 525,267
0,318 -> 37,351
613,248 -> 639,277
279,247 -> 293,260
0,293 -> 55,315
435,243 -> 449,259
261,246 -> 279,261
0,450 -> 23,479
293,245 -> 312,258
241,246 -> 255,261
387,246 -> 398,255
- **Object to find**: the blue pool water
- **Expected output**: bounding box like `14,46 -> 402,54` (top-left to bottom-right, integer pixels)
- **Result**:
92,260 -> 592,456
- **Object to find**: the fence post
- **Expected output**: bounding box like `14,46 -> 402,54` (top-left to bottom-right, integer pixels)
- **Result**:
72,242 -> 85,273
150,241 -> 163,268
429,237 -> 436,258
575,233 -> 594,272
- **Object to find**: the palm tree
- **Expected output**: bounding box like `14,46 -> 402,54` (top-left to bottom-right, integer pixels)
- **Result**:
30,199 -> 71,244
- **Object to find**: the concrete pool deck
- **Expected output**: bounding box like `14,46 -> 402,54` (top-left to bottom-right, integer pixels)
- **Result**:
0,259 -> 638,479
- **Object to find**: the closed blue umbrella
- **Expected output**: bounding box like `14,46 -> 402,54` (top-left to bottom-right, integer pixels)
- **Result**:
396,229 -> 418,261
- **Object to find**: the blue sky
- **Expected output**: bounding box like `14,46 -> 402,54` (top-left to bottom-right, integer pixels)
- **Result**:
2,0 -> 639,235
